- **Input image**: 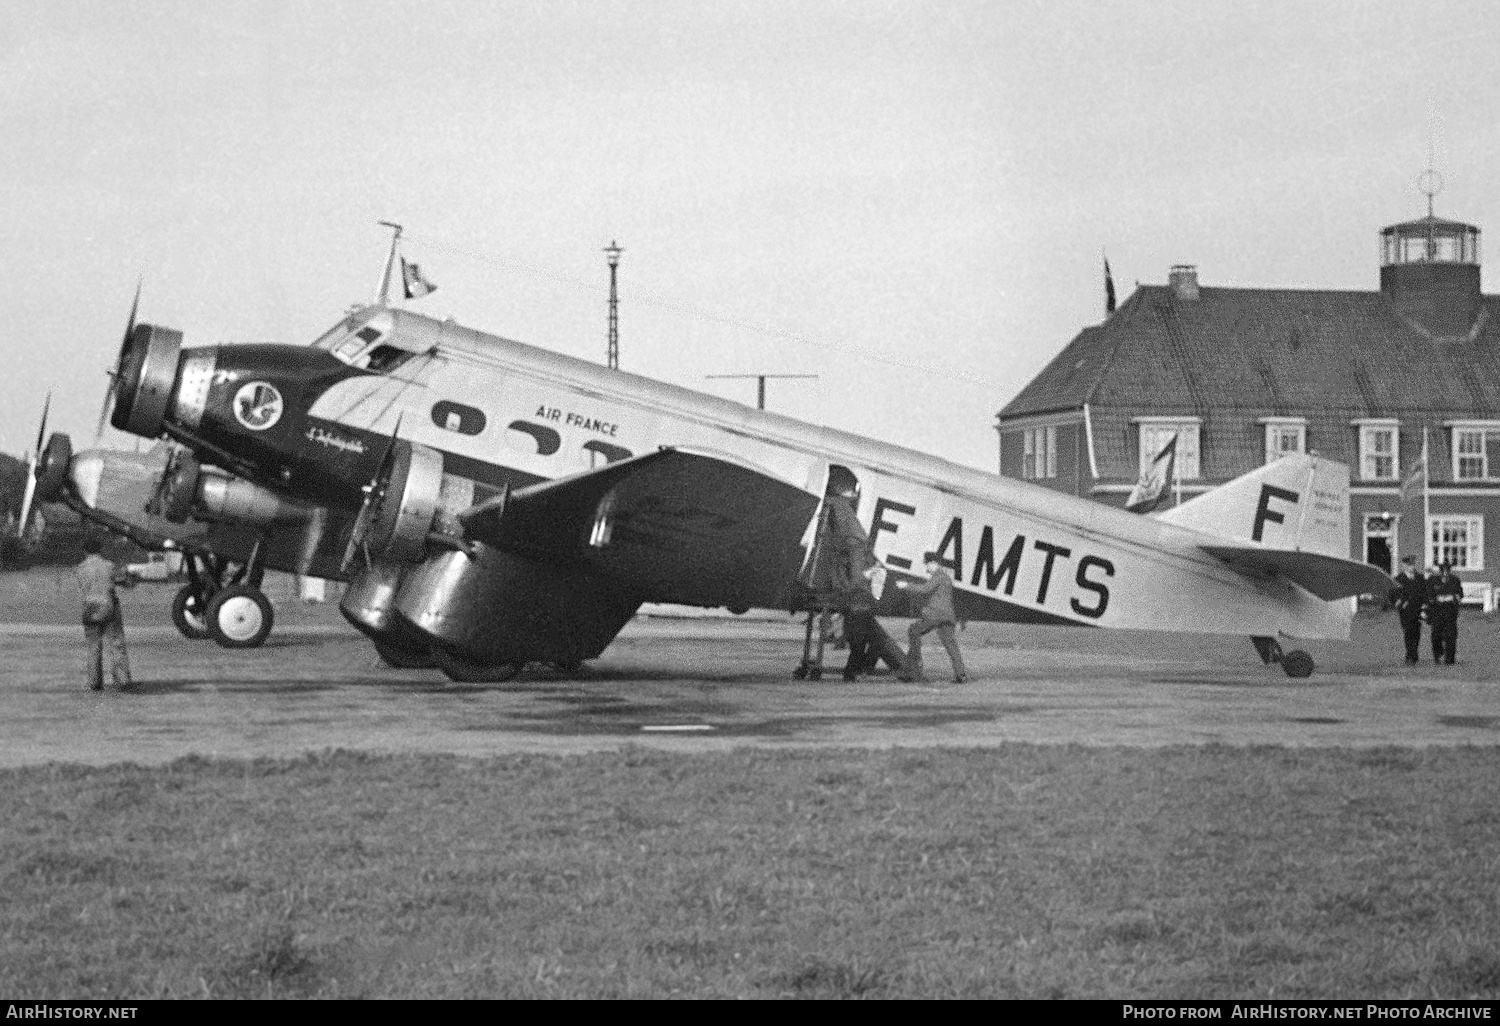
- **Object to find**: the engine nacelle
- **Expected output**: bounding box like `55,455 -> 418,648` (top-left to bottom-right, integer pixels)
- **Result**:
196,470 -> 311,528
363,440 -> 446,565
111,323 -> 183,438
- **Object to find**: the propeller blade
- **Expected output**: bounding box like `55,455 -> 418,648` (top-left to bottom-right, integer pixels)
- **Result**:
16,393 -> 50,540
340,415 -> 404,574
96,282 -> 141,442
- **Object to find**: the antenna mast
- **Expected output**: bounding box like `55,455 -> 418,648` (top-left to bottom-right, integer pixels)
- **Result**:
604,240 -> 622,369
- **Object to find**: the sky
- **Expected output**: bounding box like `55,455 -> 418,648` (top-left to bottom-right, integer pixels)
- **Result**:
4,0 -> 1500,472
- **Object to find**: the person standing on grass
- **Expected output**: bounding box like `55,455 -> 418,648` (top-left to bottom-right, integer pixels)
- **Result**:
1427,561 -> 1463,665
895,554 -> 968,684
1388,555 -> 1427,666
74,534 -> 137,691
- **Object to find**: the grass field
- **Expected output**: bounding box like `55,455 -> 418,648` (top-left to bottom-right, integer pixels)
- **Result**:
4,745 -> 1500,1000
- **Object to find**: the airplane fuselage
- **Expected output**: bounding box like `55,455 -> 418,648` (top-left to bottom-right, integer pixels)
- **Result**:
162,306 -> 1348,641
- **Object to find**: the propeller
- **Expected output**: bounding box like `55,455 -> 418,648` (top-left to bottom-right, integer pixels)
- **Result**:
340,415 -> 404,574
95,281 -> 141,442
14,392 -> 50,541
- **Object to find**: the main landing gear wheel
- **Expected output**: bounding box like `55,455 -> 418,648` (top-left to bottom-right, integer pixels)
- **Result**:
1282,650 -> 1315,679
171,585 -> 212,640
433,648 -> 525,683
205,585 -> 274,649
373,637 -> 437,669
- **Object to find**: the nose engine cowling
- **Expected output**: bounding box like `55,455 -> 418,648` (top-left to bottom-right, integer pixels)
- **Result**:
111,322 -> 183,438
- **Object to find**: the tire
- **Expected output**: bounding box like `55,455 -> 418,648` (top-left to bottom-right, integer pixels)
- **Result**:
205,585 -> 274,649
1282,650 -> 1315,679
372,636 -> 436,669
433,648 -> 524,683
171,585 -> 212,640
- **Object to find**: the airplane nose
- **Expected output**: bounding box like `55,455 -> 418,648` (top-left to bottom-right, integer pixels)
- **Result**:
68,452 -> 105,509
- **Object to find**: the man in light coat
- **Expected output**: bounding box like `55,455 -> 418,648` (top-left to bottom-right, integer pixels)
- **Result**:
895,554 -> 969,684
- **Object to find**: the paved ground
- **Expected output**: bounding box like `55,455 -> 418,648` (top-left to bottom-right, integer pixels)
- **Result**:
2,570 -> 1498,766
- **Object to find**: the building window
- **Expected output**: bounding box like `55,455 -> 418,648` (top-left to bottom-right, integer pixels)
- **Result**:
1023,426 -> 1057,480
1453,426 -> 1500,481
1429,515 -> 1483,570
1263,420 -> 1306,464
1358,424 -> 1398,481
1137,421 -> 1199,480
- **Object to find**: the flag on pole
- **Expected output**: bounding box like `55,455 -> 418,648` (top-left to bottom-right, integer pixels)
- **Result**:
1126,434 -> 1176,513
1399,454 -> 1426,504
1104,257 -> 1117,315
401,258 -> 437,299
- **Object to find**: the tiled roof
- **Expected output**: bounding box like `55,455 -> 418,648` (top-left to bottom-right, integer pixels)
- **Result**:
999,284 -> 1500,480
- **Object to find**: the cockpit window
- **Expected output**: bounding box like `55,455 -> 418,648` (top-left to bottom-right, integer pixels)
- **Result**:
310,315 -> 359,351
365,345 -> 413,372
313,308 -> 416,370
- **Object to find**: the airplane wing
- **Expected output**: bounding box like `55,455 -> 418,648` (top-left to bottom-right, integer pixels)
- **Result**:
458,448 -> 821,608
1199,545 -> 1393,601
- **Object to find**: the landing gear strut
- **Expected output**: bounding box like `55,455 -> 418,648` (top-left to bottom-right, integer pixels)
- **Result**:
1251,636 -> 1315,679
186,539 -> 276,650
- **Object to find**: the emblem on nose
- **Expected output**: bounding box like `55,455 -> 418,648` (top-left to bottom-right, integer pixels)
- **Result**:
233,382 -> 284,431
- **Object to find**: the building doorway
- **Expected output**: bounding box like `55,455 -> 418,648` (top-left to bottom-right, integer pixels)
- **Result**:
1363,512 -> 1397,574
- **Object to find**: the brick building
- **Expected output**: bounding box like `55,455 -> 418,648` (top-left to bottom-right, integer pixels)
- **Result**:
996,207 -> 1500,605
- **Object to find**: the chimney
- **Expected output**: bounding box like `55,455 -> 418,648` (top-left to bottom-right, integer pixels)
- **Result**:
1169,264 -> 1199,301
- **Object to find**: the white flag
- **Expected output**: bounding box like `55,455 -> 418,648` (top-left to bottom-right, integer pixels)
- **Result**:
1399,457 -> 1425,504
1126,434 -> 1177,514
401,258 -> 436,299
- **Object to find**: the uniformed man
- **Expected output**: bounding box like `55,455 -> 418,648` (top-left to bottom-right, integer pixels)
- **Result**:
1427,561 -> 1463,665
74,535 -> 137,691
1388,555 -> 1427,665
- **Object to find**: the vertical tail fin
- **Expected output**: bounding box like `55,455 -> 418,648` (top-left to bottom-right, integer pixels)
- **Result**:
1156,454 -> 1351,558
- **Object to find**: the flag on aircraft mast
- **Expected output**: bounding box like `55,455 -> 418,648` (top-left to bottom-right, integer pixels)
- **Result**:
401,258 -> 437,299
1104,257 -> 1117,315
1126,434 -> 1176,513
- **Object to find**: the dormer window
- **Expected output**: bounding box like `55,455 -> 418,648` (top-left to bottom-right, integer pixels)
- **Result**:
1354,420 -> 1400,481
1261,417 -> 1306,464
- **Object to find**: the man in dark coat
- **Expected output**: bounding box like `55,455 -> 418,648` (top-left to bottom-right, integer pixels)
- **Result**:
1427,562 -> 1463,665
822,479 -> 908,681
1388,555 -> 1427,665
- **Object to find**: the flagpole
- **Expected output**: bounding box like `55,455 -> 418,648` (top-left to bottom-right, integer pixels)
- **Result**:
375,221 -> 403,306
1422,426 -> 1430,566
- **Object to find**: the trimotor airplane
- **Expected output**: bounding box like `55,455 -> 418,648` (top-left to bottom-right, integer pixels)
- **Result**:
28,230 -> 1391,681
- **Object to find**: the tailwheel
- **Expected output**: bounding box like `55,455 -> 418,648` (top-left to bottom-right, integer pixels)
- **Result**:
434,648 -> 525,683
205,585 -> 274,649
1282,650 -> 1315,679
372,636 -> 436,669
171,584 -> 212,640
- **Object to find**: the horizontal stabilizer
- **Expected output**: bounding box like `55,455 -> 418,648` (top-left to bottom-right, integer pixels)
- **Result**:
1200,545 -> 1392,601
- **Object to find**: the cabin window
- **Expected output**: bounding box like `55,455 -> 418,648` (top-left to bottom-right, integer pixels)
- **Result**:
1428,515 -> 1483,570
1022,426 -> 1056,480
1358,424 -> 1398,481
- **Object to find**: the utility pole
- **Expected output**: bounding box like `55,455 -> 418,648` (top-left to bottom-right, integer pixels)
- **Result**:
604,240 -> 622,369
706,374 -> 819,411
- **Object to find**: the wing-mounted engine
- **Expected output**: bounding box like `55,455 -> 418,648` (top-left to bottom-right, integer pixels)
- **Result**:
150,447 -> 313,529
343,438 -> 463,569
